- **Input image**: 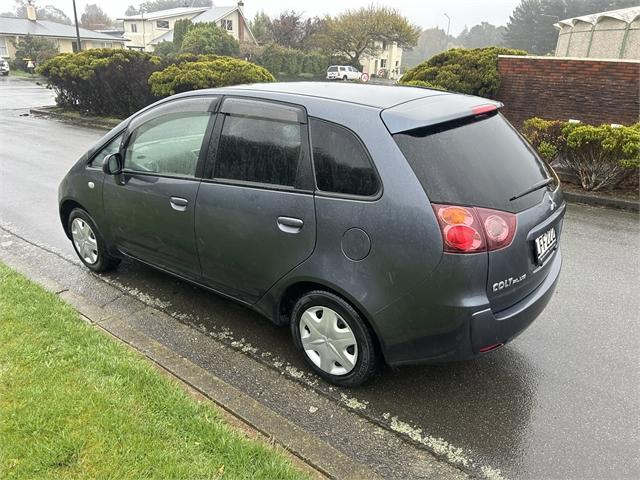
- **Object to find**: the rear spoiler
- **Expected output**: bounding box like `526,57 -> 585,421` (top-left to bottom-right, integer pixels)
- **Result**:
381,94 -> 503,134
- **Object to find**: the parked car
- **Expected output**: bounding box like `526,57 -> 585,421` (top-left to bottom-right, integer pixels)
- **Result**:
0,58 -> 9,76
327,65 -> 362,81
58,83 -> 565,386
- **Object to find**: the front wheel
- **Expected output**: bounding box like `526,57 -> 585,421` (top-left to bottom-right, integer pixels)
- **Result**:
291,290 -> 379,386
68,208 -> 120,272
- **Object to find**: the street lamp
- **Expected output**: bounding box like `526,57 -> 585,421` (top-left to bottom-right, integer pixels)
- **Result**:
444,13 -> 451,50
72,0 -> 82,51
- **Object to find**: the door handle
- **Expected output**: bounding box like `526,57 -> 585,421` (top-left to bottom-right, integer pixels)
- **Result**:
170,196 -> 188,212
277,216 -> 304,234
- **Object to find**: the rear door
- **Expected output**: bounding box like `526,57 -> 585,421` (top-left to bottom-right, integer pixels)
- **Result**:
195,97 -> 316,303
103,97 -> 216,278
392,111 -> 564,311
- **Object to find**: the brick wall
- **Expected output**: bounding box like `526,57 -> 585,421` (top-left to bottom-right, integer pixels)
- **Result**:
496,55 -> 640,127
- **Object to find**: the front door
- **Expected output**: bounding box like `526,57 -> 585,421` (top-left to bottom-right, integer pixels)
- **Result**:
195,97 -> 316,303
103,97 -> 216,279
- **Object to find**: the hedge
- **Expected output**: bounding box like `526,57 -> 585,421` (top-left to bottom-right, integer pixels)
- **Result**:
148,56 -> 275,97
400,47 -> 527,98
37,49 -> 163,117
523,118 -> 640,191
254,44 -> 328,78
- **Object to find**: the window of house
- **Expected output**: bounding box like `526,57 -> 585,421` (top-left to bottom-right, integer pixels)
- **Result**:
0,38 -> 7,57
131,23 -> 138,33
382,40 -> 388,50
220,19 -> 233,30
156,20 -> 169,29
125,112 -> 211,177
89,133 -> 123,168
214,115 -> 302,187
380,59 -> 387,68
309,118 -> 380,197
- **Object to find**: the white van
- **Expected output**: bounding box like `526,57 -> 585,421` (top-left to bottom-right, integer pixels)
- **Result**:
326,65 -> 361,81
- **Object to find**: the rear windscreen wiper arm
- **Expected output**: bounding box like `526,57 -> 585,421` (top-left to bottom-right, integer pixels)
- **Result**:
509,178 -> 553,202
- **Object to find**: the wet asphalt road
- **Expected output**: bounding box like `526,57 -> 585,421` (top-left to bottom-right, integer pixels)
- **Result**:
1,76 -> 639,479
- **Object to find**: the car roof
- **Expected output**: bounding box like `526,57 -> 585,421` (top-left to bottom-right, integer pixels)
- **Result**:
208,82 -> 448,109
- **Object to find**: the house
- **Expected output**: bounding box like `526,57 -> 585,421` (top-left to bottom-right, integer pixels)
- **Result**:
0,3 -> 126,59
119,1 -> 256,52
554,6 -> 640,60
360,41 -> 403,80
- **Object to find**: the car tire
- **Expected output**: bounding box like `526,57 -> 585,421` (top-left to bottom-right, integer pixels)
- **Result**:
68,208 -> 120,273
291,290 -> 379,386
342,75 -> 348,81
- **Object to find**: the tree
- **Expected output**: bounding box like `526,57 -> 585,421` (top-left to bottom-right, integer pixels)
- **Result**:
173,18 -> 192,49
403,27 -> 452,68
80,4 -> 112,30
503,0 -> 639,54
2,1 -> 71,24
250,11 -> 272,44
125,0 -> 212,15
180,23 -> 240,56
12,34 -> 58,69
315,6 -> 420,66
269,11 -> 305,49
457,22 -> 506,49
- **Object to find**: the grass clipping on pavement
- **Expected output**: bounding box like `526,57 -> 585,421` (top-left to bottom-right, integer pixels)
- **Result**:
0,263 -> 306,480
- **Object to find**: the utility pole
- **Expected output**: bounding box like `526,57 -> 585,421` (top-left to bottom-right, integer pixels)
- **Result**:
72,0 -> 82,51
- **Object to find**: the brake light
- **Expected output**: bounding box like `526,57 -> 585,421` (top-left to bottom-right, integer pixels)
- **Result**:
472,104 -> 498,116
432,204 -> 517,253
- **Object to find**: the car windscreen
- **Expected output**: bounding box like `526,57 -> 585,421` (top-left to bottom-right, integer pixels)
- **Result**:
393,113 -> 555,213
327,66 -> 338,72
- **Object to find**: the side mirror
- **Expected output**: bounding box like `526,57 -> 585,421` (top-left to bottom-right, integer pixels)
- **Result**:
102,153 -> 123,175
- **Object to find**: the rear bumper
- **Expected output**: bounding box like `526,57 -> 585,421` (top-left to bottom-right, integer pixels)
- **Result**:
383,249 -> 562,366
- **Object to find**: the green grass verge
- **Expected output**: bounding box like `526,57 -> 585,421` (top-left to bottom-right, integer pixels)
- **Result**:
0,262 -> 307,480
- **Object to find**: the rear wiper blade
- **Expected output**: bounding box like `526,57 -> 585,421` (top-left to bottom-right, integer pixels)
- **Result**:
509,178 -> 553,202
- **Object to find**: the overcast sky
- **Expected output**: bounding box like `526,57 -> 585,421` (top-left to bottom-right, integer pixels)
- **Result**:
14,1 -> 522,35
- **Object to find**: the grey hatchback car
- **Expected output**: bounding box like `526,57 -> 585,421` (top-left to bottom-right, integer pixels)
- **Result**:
59,83 -> 565,386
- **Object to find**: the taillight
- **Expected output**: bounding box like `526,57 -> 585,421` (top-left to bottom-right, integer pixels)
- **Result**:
432,204 -> 517,253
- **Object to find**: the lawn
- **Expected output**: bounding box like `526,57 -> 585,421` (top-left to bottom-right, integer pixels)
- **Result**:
0,262 -> 307,480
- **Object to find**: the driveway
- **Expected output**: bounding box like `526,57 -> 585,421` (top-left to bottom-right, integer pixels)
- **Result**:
1,76 -> 638,479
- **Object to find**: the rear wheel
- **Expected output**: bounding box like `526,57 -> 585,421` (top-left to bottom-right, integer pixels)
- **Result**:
343,75 -> 348,81
291,290 -> 379,386
68,208 -> 120,272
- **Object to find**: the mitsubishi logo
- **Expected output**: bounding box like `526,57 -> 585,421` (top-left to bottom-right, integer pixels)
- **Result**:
549,197 -> 557,211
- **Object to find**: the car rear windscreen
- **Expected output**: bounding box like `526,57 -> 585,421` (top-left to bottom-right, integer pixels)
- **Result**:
393,113 -> 554,213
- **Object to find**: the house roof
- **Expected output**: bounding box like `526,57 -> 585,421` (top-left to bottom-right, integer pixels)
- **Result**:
0,16 -> 127,42
118,7 -> 209,21
554,6 -> 640,29
150,5 -> 256,45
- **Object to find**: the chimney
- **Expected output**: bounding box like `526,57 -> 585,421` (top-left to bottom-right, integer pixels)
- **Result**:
26,1 -> 37,21
237,1 -> 244,12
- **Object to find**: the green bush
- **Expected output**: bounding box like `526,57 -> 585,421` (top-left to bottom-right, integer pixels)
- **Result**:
521,118 -> 567,162
399,47 -> 527,98
12,34 -> 58,70
37,49 -> 163,117
254,44 -> 328,78
148,56 -> 275,97
561,122 -> 639,191
180,23 -> 240,56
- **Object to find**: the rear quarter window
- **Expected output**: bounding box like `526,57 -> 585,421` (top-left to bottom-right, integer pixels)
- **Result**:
309,118 -> 380,197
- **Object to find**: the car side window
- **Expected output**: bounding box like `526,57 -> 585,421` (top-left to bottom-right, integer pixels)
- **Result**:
89,133 -> 122,168
309,118 -> 380,197
124,112 -> 210,177
213,112 -> 303,188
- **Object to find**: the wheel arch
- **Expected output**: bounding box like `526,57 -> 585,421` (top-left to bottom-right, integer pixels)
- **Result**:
59,198 -> 87,239
275,279 -> 387,362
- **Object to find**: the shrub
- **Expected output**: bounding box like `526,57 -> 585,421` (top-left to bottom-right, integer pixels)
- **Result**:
253,44 -> 329,78
153,41 -> 178,57
180,23 -> 240,56
37,49 -> 163,117
521,118 -> 567,162
148,57 -> 275,97
399,47 -> 527,98
401,79 -> 443,90
561,123 -> 640,191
